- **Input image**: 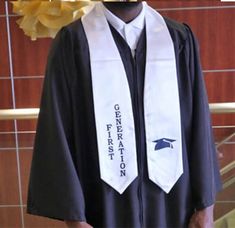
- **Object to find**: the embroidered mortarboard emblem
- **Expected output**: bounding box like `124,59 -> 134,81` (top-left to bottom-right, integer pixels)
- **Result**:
153,138 -> 176,150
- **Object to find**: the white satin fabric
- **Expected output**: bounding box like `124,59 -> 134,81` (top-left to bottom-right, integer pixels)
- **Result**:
82,2 -> 183,194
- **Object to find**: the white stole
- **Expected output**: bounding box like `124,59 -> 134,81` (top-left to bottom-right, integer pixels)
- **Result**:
82,2 -> 183,194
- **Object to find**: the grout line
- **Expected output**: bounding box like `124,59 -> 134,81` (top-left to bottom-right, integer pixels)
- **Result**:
5,2 -> 16,107
203,69 -> 235,73
0,76 -> 44,79
213,125 -> 235,129
0,5 -> 234,18
1,125 -> 232,133
0,131 -> 36,134
0,14 -> 18,17
157,5 -> 235,11
216,201 -> 235,203
0,205 -> 27,208
0,126 -> 234,134
0,147 -> 34,151
3,201 -> 235,208
7,202 -> 235,209
0,147 -> 16,151
14,76 -> 44,79
0,77 -> 11,79
0,76 -> 45,80
5,2 -> 25,228
0,69 -> 234,81
215,141 -> 235,144
0,75 -> 44,79
1,142 -> 235,151
223,141 -> 235,144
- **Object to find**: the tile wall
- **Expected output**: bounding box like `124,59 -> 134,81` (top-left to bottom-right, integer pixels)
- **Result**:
0,1 -> 234,227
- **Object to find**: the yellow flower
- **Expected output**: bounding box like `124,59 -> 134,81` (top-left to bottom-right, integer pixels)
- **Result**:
12,0 -> 92,40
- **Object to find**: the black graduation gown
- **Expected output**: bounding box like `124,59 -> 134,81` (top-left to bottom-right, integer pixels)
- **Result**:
27,17 -> 221,228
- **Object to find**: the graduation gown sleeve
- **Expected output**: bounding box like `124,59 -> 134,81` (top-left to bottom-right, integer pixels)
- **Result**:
27,27 -> 86,221
185,25 -> 222,210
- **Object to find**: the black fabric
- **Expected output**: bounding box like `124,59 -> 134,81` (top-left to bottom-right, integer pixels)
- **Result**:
27,17 -> 221,228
